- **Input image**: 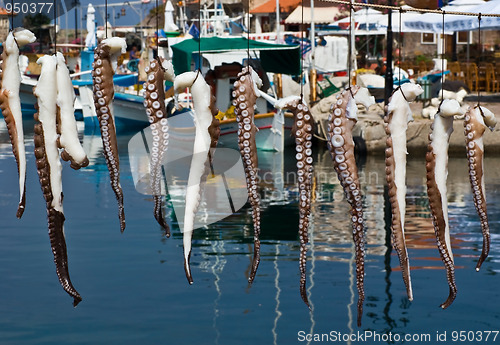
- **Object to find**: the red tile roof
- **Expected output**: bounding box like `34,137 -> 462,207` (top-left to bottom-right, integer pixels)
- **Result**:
251,0 -> 301,14
0,8 -> 13,16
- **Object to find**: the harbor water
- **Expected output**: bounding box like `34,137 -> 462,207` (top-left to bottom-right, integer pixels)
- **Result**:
0,117 -> 499,345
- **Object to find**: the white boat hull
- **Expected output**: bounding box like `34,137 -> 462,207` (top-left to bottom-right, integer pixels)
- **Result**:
79,85 -> 148,131
19,77 -> 83,120
79,85 -> 294,151
218,113 -> 295,151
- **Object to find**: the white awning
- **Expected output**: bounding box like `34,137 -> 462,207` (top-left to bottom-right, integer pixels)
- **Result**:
445,0 -> 500,31
404,0 -> 486,33
329,5 -> 423,33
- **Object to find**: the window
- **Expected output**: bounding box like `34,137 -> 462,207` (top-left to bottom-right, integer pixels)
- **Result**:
421,33 -> 436,44
457,31 -> 469,44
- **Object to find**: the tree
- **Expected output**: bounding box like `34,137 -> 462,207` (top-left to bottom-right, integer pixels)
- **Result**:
23,13 -> 51,28
144,4 -> 166,28
23,14 -> 51,53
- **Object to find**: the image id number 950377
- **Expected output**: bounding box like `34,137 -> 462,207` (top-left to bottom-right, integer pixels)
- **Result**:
450,331 -> 499,342
5,2 -> 53,14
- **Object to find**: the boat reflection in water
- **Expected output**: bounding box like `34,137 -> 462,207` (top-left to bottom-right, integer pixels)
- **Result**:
1,114 -> 500,343
123,114 -> 500,337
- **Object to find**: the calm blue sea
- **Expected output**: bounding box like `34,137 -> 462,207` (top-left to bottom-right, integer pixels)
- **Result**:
0,118 -> 499,345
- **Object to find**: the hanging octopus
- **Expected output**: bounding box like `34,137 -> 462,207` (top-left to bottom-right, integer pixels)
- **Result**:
92,37 -> 127,232
274,95 -> 315,308
173,70 -> 220,284
232,66 -> 262,284
384,82 -> 423,301
327,86 -> 375,326
33,54 -> 82,306
0,28 -> 36,218
143,57 -> 176,236
425,99 -> 463,309
55,52 -> 89,169
463,105 -> 497,271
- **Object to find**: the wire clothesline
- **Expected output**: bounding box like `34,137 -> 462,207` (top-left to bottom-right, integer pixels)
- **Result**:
321,0 -> 500,17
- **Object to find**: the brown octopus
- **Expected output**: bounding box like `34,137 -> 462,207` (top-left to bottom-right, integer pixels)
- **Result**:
92,37 -> 127,232
463,105 -> 497,271
143,56 -> 175,236
327,86 -> 374,326
275,95 -> 314,308
34,54 -> 82,306
233,66 -> 262,284
425,99 -> 463,309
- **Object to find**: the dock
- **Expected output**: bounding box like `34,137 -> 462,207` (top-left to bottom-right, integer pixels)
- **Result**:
350,99 -> 500,156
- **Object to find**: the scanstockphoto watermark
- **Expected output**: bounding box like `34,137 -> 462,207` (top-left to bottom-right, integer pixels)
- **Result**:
128,113 -> 249,233
128,111 -> 382,232
297,330 -> 433,342
257,169 -> 380,188
297,330 -> 500,343
258,168 -> 380,203
298,330 -> 432,343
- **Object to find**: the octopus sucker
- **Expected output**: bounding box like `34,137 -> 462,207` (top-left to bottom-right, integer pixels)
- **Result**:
326,86 -> 375,326
463,105 -> 497,271
34,54 -> 81,306
0,28 -> 36,218
384,83 -> 423,301
174,70 -> 220,284
143,57 -> 176,236
233,66 -> 262,284
426,99 -> 463,309
55,52 -> 89,169
275,95 -> 316,309
92,37 -> 127,232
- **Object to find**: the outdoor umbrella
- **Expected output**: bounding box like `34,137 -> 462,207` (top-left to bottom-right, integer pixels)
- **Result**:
329,5 -> 423,33
164,0 -> 179,32
332,7 -> 383,28
404,0 -> 486,33
444,0 -> 500,31
85,3 -> 96,50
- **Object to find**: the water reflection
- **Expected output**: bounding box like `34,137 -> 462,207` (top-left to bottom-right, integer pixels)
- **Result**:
1,117 -> 500,344
145,140 -> 500,337
65,132 -> 500,336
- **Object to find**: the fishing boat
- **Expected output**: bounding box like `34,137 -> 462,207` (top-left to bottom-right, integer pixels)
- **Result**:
74,36 -> 300,150
19,76 -> 39,114
218,112 -> 295,151
77,72 -> 296,151
75,69 -> 145,130
78,71 -> 295,149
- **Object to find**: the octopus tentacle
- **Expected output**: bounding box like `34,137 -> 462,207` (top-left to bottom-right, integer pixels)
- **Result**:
327,86 -> 374,326
143,57 -> 175,236
426,99 -> 463,309
0,28 -> 36,218
463,105 -> 497,271
55,52 -> 89,170
384,83 -> 423,301
174,71 -> 220,284
34,54 -> 81,306
275,96 -> 314,309
92,38 -> 127,232
233,66 -> 262,284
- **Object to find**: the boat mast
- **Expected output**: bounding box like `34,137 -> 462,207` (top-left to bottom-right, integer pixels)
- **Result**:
275,0 -> 280,43
310,0 -> 315,60
214,0 -> 218,34
309,0 -> 317,103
